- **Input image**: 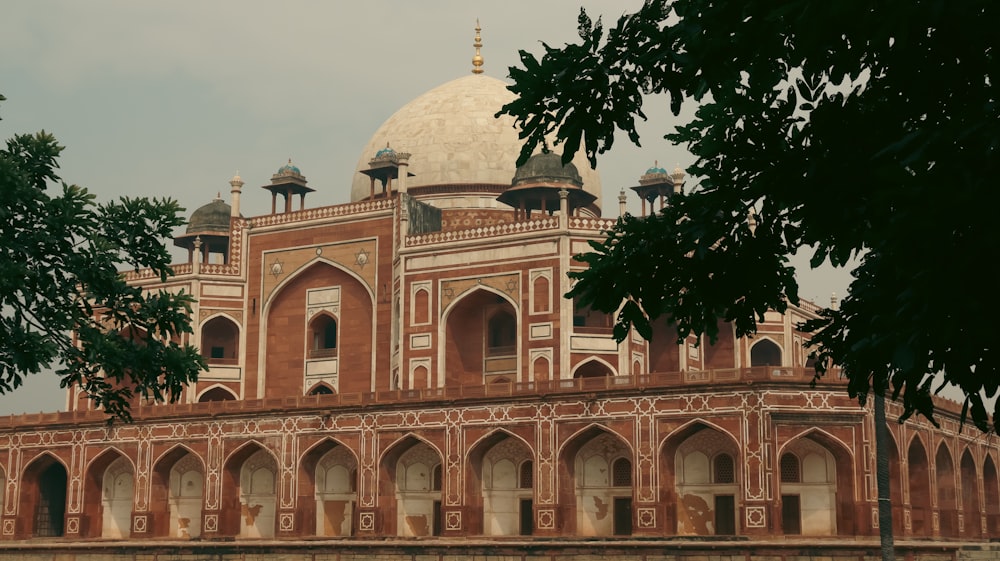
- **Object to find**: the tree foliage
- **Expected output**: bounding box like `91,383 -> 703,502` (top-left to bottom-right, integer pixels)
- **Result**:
499,1 -> 999,430
0,94 -> 205,422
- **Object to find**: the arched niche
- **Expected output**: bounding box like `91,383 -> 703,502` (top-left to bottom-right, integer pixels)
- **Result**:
466,430 -> 534,536
663,422 -> 741,536
558,425 -> 633,536
776,430 -> 855,537
264,261 -> 374,397
220,442 -> 278,538
150,446 -> 205,539
378,435 -> 443,537
298,439 -> 358,537
441,288 -> 518,387
907,436 -> 932,537
200,315 -> 240,364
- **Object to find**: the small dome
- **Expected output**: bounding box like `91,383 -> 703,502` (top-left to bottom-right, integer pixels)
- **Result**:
511,151 -> 583,188
646,164 -> 667,175
186,197 -> 231,235
277,158 -> 301,176
375,143 -> 396,158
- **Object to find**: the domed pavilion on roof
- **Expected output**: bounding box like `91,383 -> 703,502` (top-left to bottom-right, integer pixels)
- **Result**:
0,22 -> 993,561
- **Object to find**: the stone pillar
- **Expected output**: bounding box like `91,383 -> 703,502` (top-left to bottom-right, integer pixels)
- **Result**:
192,237 -> 202,275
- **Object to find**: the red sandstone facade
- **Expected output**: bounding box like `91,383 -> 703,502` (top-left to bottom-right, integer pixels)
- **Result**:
1,73 -> 998,546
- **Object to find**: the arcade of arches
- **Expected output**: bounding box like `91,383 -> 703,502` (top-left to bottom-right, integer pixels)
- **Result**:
3,392 -> 998,542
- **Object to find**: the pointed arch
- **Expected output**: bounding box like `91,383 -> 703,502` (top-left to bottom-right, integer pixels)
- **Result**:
20,452 -> 68,538
197,384 -> 238,402
960,448 -> 981,538
439,286 -> 519,388
83,448 -> 135,538
557,424 -> 634,536
307,311 -> 339,354
907,435 -> 932,537
465,429 -> 535,535
935,441 -> 958,537
777,429 -> 855,536
572,357 -> 617,379
378,433 -> 445,536
749,337 -> 782,367
199,314 -> 241,364
265,257 -> 375,308
412,286 -> 431,325
306,382 -> 336,396
150,444 -> 205,538
219,441 -> 278,537
984,454 -> 1000,537
299,437 -> 358,537
660,420 -> 741,536
262,258 -> 376,398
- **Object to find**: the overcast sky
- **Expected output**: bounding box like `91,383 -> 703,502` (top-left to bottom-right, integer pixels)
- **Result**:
0,1 -> 851,415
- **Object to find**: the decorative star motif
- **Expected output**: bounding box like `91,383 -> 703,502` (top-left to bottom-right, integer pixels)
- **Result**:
355,248 -> 370,268
504,278 -> 519,295
269,258 -> 284,278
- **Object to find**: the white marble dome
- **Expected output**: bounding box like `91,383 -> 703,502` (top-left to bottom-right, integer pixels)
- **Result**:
351,74 -> 602,210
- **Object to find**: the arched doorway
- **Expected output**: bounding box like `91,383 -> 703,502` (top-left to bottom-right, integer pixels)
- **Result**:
21,454 -> 67,538
750,339 -> 781,367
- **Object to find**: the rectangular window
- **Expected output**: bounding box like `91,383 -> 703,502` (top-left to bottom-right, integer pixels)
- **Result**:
210,346 -> 226,359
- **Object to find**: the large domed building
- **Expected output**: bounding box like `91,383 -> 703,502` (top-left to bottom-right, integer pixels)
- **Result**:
0,25 -> 995,561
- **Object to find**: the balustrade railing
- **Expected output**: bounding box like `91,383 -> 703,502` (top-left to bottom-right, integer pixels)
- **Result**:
0,366 -> 848,427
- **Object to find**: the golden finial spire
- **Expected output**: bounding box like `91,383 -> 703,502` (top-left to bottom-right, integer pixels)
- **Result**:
472,19 -> 484,74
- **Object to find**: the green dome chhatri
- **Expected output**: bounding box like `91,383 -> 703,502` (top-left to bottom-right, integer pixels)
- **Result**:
186,197 -> 231,234
277,158 -> 301,176
375,143 -> 396,158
